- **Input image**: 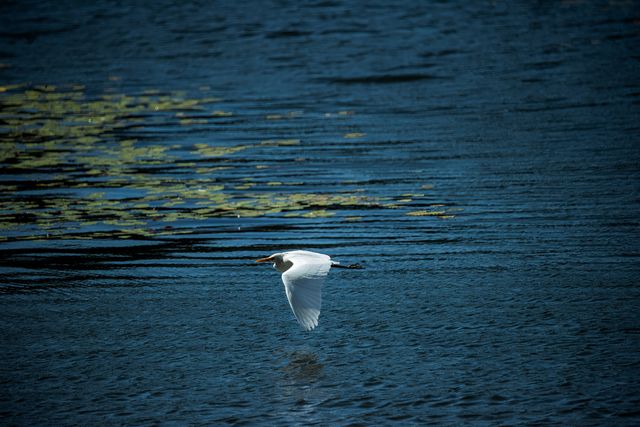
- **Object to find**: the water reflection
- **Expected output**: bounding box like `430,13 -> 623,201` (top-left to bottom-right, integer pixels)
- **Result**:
274,349 -> 326,424
280,350 -> 324,384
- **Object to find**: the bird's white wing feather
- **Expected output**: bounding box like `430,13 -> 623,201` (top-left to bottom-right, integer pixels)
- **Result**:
281,252 -> 332,331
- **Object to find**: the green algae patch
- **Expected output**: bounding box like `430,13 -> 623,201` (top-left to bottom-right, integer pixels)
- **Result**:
265,111 -> 302,120
301,210 -> 334,218
195,143 -> 249,157
260,139 -> 301,146
0,85 -> 230,175
0,84 -> 441,242
211,110 -> 233,117
343,132 -> 366,139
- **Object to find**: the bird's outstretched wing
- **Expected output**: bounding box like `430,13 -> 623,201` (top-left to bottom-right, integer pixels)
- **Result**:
281,251 -> 332,331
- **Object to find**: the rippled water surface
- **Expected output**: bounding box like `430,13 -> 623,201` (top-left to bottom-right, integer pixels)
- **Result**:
1,1 -> 639,425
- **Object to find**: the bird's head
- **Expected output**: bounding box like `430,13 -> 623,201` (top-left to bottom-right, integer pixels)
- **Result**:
256,253 -> 280,266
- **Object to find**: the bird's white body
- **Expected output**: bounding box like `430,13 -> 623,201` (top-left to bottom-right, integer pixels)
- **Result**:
257,250 -> 335,331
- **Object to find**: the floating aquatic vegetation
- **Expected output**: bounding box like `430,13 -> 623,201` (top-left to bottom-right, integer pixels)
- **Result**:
406,210 -> 455,219
195,143 -> 249,157
0,84 -> 452,242
211,110 -> 233,117
265,111 -> 302,120
343,132 -> 366,138
260,139 -> 300,146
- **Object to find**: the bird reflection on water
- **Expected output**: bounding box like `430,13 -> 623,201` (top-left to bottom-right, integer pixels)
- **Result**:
280,350 -> 324,384
272,349 -> 327,424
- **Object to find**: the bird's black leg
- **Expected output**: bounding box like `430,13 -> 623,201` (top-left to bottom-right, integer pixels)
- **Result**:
331,262 -> 364,269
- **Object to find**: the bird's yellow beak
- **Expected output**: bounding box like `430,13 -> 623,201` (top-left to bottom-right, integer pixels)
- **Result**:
256,256 -> 273,263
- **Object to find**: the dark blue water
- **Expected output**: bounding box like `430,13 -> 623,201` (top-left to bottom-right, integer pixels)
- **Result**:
1,1 -> 639,425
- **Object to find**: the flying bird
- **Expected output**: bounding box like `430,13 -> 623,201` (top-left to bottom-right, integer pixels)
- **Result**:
256,250 -> 362,331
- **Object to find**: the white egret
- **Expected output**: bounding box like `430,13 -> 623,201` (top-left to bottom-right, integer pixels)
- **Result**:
256,250 -> 362,331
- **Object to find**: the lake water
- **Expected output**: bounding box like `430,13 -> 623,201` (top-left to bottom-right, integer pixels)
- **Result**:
1,1 -> 639,425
